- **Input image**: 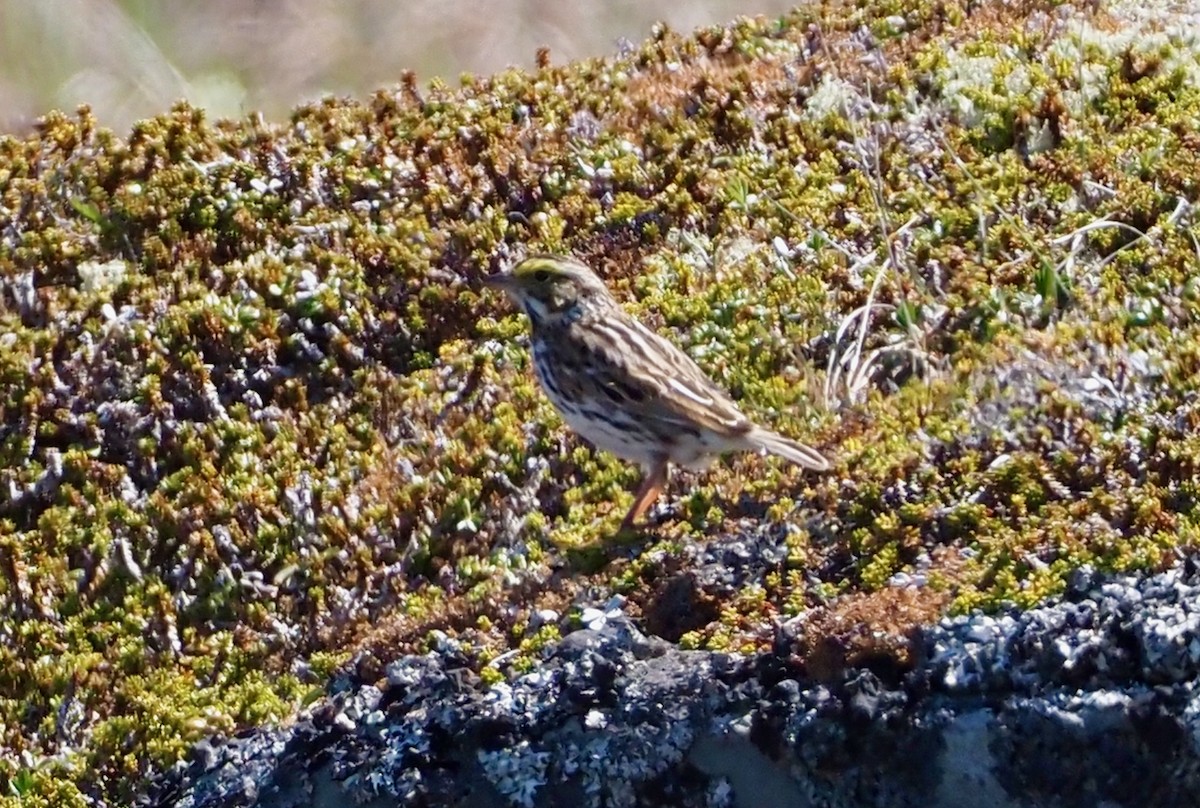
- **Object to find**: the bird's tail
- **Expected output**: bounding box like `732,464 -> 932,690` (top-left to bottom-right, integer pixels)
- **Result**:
749,428 -> 831,472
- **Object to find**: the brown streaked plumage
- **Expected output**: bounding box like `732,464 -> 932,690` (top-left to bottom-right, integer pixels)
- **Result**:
484,254 -> 830,530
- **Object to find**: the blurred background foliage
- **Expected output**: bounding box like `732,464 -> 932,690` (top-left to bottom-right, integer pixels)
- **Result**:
0,0 -> 798,134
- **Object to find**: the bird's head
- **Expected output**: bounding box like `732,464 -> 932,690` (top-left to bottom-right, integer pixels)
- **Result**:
484,254 -> 612,326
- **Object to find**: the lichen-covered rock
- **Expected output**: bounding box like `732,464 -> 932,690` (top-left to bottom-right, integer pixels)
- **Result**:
149,563 -> 1200,808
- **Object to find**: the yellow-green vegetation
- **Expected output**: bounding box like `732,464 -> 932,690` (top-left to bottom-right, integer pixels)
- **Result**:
3,0 -> 1200,804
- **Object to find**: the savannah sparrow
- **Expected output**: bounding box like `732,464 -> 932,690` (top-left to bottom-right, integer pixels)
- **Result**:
484,254 -> 830,530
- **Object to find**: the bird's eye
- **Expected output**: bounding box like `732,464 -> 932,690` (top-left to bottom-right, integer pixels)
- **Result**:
534,270 -> 550,282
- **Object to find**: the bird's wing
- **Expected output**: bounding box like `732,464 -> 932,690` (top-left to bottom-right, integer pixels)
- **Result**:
571,312 -> 754,439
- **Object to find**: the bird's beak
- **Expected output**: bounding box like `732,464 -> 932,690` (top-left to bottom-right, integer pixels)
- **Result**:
482,273 -> 514,290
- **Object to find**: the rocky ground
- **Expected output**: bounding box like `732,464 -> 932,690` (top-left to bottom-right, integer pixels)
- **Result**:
151,561 -> 1200,807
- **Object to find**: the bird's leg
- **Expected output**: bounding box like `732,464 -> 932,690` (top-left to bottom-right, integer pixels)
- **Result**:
619,459 -> 669,531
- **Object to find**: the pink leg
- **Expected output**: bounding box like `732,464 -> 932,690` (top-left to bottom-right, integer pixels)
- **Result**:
620,460 -> 668,531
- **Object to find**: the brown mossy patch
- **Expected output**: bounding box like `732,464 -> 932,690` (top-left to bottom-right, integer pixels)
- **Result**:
789,583 -> 954,684
351,568 -> 586,674
636,564 -> 725,644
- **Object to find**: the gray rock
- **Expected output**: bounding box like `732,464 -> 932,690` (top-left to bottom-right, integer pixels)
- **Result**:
148,563 -> 1200,808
